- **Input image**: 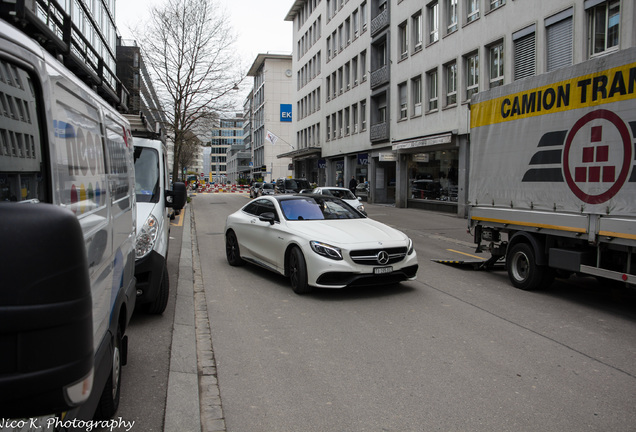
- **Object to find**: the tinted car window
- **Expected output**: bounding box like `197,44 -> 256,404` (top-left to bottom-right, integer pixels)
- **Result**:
243,199 -> 279,221
280,197 -> 363,220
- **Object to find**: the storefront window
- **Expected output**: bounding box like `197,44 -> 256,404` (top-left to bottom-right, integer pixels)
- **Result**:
408,149 -> 458,201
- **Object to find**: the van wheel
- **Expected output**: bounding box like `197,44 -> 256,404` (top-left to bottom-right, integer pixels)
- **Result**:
507,243 -> 553,291
147,266 -> 169,314
289,246 -> 312,294
94,326 -> 122,420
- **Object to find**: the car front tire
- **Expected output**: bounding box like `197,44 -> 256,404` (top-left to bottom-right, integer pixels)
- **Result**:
289,246 -> 312,294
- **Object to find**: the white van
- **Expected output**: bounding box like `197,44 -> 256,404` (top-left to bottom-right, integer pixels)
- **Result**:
133,138 -> 186,314
0,18 -> 135,422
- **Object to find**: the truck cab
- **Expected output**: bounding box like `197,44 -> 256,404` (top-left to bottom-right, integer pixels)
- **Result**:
133,138 -> 186,314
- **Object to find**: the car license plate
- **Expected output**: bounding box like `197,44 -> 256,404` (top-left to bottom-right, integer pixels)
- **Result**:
374,266 -> 393,274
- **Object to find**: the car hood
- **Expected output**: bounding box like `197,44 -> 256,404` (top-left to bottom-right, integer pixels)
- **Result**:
287,218 -> 408,246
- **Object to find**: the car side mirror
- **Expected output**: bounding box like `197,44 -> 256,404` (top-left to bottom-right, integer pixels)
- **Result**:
0,203 -> 94,418
167,182 -> 187,210
259,212 -> 277,225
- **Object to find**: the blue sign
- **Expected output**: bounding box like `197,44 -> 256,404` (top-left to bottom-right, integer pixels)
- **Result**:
280,104 -> 292,122
357,153 -> 369,165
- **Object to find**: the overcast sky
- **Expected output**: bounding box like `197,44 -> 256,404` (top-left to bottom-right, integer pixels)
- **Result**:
115,0 -> 293,98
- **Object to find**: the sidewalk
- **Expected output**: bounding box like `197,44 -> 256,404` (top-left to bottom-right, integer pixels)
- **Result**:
163,204 -> 225,432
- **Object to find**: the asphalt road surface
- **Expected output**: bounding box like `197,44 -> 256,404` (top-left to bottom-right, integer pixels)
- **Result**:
189,193 -> 636,432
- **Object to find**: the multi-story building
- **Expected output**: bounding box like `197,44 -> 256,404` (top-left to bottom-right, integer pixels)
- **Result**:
0,0 -> 128,110
246,54 -> 295,183
203,115 -> 244,183
117,40 -> 167,139
285,0 -> 634,215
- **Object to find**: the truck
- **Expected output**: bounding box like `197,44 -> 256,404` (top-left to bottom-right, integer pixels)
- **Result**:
0,16 -> 136,424
468,48 -> 636,291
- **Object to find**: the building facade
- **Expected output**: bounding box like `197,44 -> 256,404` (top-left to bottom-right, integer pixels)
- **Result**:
203,115 -> 244,183
285,0 -> 634,215
246,54 -> 295,183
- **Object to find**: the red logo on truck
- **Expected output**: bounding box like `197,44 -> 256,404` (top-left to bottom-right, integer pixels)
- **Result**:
562,109 -> 633,204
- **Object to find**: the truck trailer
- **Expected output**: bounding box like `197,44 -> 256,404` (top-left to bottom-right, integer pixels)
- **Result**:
468,48 -> 636,291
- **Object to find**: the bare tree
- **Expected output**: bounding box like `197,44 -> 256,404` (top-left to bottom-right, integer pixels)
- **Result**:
136,0 -> 243,180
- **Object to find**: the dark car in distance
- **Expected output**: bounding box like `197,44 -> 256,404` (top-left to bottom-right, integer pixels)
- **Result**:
275,178 -> 311,194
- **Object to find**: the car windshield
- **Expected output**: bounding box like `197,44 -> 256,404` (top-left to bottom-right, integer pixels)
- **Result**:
322,188 -> 356,200
262,183 -> 274,189
279,197 -> 363,220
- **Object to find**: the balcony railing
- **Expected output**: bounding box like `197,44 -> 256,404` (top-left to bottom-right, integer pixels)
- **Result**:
371,8 -> 389,36
370,121 -> 389,142
370,65 -> 389,89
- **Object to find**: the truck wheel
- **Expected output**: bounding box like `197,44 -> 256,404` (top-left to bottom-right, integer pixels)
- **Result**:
507,243 -> 550,291
94,326 -> 122,420
147,266 -> 169,314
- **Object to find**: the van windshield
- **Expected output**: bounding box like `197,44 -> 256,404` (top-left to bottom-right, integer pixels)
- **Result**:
134,147 -> 160,203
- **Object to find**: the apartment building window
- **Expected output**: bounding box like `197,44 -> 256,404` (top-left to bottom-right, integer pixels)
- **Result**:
326,116 -> 331,140
345,62 -> 351,89
360,100 -> 367,130
352,56 -> 359,85
360,50 -> 367,81
353,10 -> 359,36
446,0 -> 458,34
412,12 -> 423,52
428,2 -> 439,44
465,51 -> 479,100
398,82 -> 408,120
338,67 -> 344,93
445,62 -> 457,106
513,25 -> 536,81
332,71 -> 337,98
489,42 -> 504,87
399,21 -> 408,59
490,0 -> 505,11
411,76 -> 422,116
327,0 -> 332,20
345,18 -> 351,45
546,8 -> 573,72
353,103 -> 359,133
339,24 -> 344,51
332,30 -> 337,55
344,107 -> 351,135
338,110 -> 343,137
466,0 -> 479,23
587,0 -> 620,57
326,75 -> 331,100
427,69 -> 438,111
361,1 -> 368,31
379,0 -> 387,13
327,36 -> 332,59
332,114 -> 337,139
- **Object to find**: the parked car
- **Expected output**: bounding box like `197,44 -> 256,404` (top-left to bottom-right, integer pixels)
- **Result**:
275,178 -> 311,194
224,194 -> 418,294
355,183 -> 369,197
257,182 -> 275,196
311,186 -> 367,215
249,182 -> 262,198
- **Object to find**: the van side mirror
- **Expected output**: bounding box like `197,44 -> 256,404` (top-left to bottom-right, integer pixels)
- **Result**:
0,203 -> 94,418
167,182 -> 187,210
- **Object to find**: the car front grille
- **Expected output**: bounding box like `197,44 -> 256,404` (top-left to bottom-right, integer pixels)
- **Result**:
349,247 -> 408,265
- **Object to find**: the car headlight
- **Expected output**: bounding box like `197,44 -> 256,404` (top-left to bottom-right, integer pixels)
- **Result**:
310,241 -> 343,260
357,204 -> 365,213
407,238 -> 415,255
136,214 -> 159,259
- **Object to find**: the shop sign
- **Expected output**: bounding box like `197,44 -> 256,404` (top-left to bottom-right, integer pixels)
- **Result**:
392,133 -> 452,150
357,153 -> 369,165
378,152 -> 396,162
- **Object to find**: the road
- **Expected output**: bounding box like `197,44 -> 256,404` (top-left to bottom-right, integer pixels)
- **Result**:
113,193 -> 636,432
192,193 -> 636,432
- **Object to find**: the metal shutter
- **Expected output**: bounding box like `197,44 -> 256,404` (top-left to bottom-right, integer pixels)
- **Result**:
514,33 -> 535,81
546,17 -> 573,72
